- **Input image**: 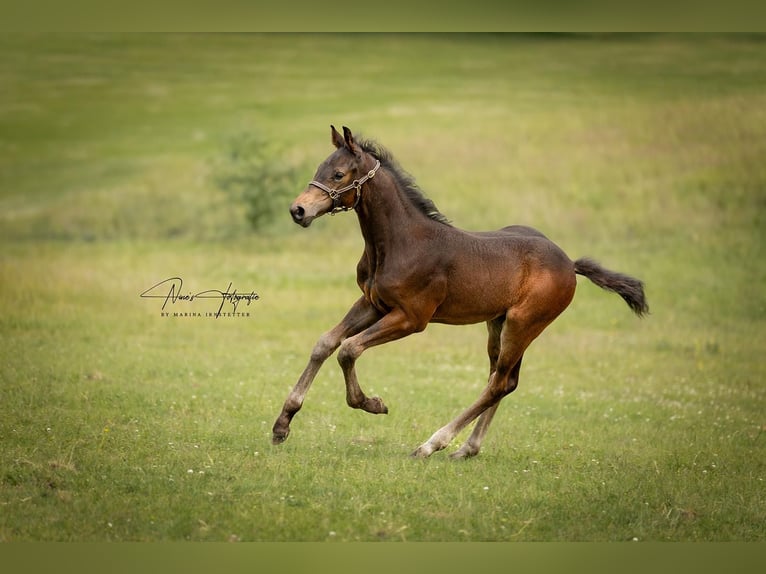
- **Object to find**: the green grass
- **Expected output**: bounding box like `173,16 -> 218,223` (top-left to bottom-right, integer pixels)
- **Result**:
1,34 -> 765,541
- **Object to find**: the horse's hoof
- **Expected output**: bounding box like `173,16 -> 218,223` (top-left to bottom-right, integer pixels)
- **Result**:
366,396 -> 388,415
271,429 -> 289,445
449,447 -> 478,460
410,446 -> 431,459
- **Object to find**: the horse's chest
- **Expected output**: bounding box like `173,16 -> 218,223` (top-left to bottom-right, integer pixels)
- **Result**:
358,251 -> 390,313
364,279 -> 393,314
358,248 -> 419,314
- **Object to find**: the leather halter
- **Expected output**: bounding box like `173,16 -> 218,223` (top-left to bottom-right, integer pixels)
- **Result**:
308,160 -> 381,215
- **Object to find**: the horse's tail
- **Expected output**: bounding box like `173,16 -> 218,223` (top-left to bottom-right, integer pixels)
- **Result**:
574,257 -> 649,317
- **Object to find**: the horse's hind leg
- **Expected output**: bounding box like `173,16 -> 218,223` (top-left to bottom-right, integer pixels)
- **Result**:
451,317 -> 505,459
450,357 -> 522,459
272,297 -> 380,444
412,311 -> 541,458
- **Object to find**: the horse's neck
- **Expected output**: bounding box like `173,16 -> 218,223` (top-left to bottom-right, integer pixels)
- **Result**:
356,171 -> 430,264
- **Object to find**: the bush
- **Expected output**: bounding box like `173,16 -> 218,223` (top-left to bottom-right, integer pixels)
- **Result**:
211,131 -> 305,232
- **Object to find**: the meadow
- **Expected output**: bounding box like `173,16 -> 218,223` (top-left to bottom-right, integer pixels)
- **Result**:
0,34 -> 764,541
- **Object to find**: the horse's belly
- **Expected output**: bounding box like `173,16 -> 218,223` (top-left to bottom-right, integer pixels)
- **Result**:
431,296 -> 507,325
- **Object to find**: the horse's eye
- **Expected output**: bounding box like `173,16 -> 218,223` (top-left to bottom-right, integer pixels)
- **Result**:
333,171 -> 344,181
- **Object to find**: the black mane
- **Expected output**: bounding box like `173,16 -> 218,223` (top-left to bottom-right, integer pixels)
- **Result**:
357,137 -> 452,226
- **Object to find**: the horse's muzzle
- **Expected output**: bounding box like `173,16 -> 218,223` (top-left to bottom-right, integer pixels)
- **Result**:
290,204 -> 304,222
290,204 -> 312,227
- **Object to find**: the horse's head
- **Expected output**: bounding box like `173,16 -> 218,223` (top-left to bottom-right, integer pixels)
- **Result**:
290,125 -> 379,227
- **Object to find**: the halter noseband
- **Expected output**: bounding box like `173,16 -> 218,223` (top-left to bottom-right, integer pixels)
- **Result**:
308,160 -> 381,215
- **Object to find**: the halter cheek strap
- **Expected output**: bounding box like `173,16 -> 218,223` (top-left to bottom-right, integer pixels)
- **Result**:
308,160 -> 381,215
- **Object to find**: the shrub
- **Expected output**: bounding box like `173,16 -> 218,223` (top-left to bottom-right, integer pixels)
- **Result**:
211,131 -> 305,232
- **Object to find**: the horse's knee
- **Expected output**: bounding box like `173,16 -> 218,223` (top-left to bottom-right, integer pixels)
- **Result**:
311,332 -> 340,362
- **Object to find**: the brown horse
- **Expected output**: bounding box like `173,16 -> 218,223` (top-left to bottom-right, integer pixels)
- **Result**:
272,126 -> 648,459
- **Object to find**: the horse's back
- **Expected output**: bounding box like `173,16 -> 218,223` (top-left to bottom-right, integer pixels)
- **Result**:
470,224 -> 549,240
468,224 -> 571,273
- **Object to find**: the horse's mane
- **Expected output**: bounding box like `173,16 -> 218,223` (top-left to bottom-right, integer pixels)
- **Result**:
356,137 -> 452,226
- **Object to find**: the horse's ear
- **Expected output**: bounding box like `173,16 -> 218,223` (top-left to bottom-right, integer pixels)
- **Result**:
342,126 -> 362,158
331,125 -> 344,149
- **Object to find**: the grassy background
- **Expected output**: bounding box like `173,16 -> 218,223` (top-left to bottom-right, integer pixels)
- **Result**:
0,34 -> 764,541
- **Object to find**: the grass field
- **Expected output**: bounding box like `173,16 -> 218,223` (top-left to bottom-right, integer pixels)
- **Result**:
1,34 -> 765,541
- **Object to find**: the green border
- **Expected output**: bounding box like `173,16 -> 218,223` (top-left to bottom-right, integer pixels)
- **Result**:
1,1 -> 766,32
2,542 -> 765,574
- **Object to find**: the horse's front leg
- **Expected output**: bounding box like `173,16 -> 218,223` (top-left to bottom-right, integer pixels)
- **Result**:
272,297 -> 381,444
337,308 -> 425,416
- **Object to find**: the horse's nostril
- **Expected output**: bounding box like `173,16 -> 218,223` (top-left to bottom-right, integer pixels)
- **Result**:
291,205 -> 305,222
